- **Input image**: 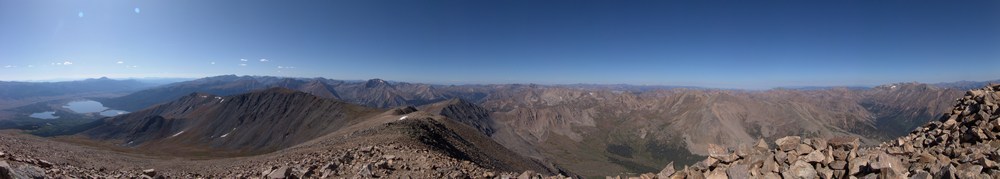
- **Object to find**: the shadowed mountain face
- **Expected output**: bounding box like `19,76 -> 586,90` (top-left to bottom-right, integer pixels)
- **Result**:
93,75 -> 970,176
475,83 -> 963,176
84,88 -> 378,155
419,98 -> 497,136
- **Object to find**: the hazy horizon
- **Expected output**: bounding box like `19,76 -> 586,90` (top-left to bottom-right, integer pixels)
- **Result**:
4,74 -> 997,90
2,0 -> 998,89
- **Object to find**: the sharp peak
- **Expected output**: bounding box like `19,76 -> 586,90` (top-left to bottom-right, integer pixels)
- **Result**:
365,78 -> 391,88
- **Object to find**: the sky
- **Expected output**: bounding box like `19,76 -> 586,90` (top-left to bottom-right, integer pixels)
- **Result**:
0,0 -> 998,89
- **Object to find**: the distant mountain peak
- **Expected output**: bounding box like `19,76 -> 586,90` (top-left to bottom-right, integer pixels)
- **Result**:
874,82 -> 938,91
365,78 -> 390,88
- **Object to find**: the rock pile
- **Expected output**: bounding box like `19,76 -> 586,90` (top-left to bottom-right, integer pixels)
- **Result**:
0,149 -> 140,178
629,84 -> 1000,179
0,143 -> 572,179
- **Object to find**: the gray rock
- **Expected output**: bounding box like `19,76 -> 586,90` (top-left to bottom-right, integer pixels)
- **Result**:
706,144 -> 729,159
763,172 -> 781,179
686,169 -> 706,179
829,160 -> 847,170
0,161 -> 13,179
143,169 -> 157,177
832,169 -> 847,178
828,137 -> 860,150
848,156 -> 869,176
776,136 -> 802,152
762,154 -> 780,173
706,168 -> 727,179
14,165 -> 44,179
910,170 -> 932,179
725,164 -> 748,179
787,161 -> 817,179
35,160 -> 51,168
957,164 -> 984,179
933,164 -> 957,179
268,166 -> 292,179
797,144 -> 814,155
831,149 -> 850,161
816,167 -> 833,179
518,170 -> 537,179
756,138 -> 770,150
802,150 -> 825,163
657,162 -> 675,178
811,138 -> 828,151
878,166 -> 904,179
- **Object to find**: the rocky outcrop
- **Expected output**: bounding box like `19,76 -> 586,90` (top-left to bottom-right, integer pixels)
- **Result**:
628,84 -> 1000,178
422,99 -> 497,136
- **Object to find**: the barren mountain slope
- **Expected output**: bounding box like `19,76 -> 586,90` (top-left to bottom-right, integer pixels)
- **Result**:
15,88 -> 565,178
84,88 -> 378,156
90,75 -> 969,176
631,83 -> 1000,178
477,84 -> 962,176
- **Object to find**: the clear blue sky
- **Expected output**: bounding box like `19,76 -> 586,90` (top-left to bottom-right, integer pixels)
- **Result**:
1,0 -> 998,88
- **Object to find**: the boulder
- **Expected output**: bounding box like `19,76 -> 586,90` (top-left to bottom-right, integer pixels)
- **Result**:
829,160 -> 847,170
796,144 -> 814,155
787,161 -> 817,179
726,164 -> 749,179
877,166 -> 903,179
832,170 -> 847,178
14,165 -> 44,179
827,137 -> 859,150
956,164 -> 984,179
657,162 -> 675,178
831,149 -> 850,161
848,156 -> 870,176
776,136 -> 802,152
762,154 -> 780,173
811,138 -> 828,151
816,167 -> 833,179
706,168 -> 727,179
933,163 -> 958,179
640,173 -> 656,179
872,153 -> 904,175
802,150 -> 825,163
910,170 -> 932,179
517,170 -> 537,179
706,144 -> 729,159
763,172 -> 781,179
670,168 -> 687,179
756,138 -> 770,150
268,166 -> 292,179
143,169 -> 157,177
685,169 -> 706,179
0,161 -> 12,179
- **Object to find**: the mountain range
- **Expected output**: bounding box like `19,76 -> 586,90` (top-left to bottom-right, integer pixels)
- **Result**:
72,75 -> 977,176
0,75 -> 994,177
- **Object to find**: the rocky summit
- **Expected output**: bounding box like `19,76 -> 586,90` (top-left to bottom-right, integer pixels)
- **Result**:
613,84 -> 1000,179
